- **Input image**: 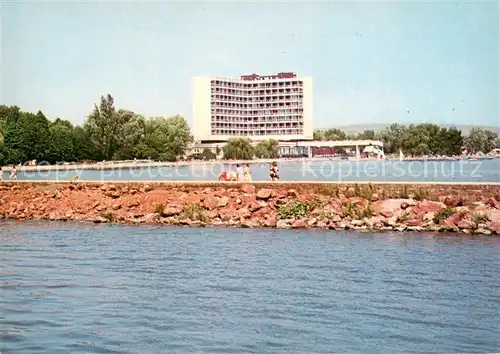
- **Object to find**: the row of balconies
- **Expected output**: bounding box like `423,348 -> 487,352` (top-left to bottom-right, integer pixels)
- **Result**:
210,88 -> 303,95
211,81 -> 303,88
211,111 -> 302,116
210,129 -> 303,136
212,123 -> 300,128
210,101 -> 302,107
211,101 -> 302,107
212,117 -> 304,123
211,110 -> 303,115
211,95 -> 303,102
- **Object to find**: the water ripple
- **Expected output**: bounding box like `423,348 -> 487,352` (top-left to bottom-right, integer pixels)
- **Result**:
1,221 -> 499,353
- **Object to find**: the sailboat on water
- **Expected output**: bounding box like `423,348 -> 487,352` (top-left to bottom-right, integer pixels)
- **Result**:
399,149 -> 404,161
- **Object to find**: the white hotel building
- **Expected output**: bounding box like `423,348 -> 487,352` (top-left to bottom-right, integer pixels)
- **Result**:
192,72 -> 313,143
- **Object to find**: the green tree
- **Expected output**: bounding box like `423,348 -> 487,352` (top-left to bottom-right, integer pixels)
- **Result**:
3,108 -> 50,163
112,111 -> 146,160
314,128 -> 347,141
436,127 -> 463,156
464,128 -> 498,154
201,148 -> 216,160
375,123 -> 407,154
73,126 -> 98,161
46,120 -> 76,163
358,129 -> 375,140
84,94 -> 118,160
254,139 -> 279,158
140,116 -> 191,161
223,138 -> 254,160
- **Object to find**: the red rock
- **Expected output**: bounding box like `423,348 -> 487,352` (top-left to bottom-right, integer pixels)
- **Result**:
249,202 -> 262,213
162,205 -> 182,217
202,187 -> 213,195
218,207 -> 235,221
292,219 -> 307,228
345,187 -> 356,198
443,196 -> 460,207
240,184 -> 256,194
417,201 -> 445,213
108,191 -> 121,199
371,193 -> 379,202
181,194 -> 202,205
256,189 -> 273,200
374,199 -> 411,215
238,207 -> 252,219
203,196 -> 218,210
380,211 -> 394,218
127,200 -> 140,208
241,219 -> 259,228
486,197 -> 500,209
108,185 -> 117,191
261,217 -> 277,228
111,203 -> 121,210
457,219 -> 475,230
277,219 -> 292,229
488,222 -> 500,233
287,189 -> 299,198
206,210 -> 218,219
405,219 -> 422,227
444,212 -> 464,226
217,196 -> 229,207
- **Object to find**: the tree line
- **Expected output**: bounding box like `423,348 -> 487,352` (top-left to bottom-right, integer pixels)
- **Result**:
314,123 -> 500,156
0,94 -> 192,165
1,94 -> 498,165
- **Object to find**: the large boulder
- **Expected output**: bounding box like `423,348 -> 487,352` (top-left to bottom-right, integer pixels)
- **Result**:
292,219 -> 307,228
416,200 -> 445,213
256,189 -> 273,200
217,196 -> 229,208
374,199 -> 413,216
240,184 -> 256,194
203,196 -> 219,210
162,205 -> 182,217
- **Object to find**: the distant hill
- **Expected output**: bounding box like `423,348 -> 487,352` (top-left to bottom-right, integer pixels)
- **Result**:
323,123 -> 500,135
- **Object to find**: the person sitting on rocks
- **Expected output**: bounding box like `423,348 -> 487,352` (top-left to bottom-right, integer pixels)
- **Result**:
218,171 -> 230,181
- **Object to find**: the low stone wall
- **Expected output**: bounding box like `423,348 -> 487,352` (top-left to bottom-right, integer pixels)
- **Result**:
1,181 -> 499,235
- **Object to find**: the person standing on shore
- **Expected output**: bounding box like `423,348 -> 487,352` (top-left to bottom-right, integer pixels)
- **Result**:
236,164 -> 244,181
9,166 -> 17,181
228,165 -> 237,181
243,163 -> 252,182
269,162 -> 279,181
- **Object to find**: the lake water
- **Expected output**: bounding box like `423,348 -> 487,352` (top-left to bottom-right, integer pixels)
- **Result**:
1,222 -> 499,353
4,158 -> 500,182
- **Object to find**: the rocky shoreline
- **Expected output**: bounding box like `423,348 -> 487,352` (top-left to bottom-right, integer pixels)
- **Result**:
1,182 -> 500,235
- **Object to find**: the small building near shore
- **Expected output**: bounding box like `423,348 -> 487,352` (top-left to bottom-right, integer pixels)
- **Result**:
185,139 -> 385,159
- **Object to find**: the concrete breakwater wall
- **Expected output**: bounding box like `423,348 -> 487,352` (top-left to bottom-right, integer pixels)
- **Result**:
1,181 -> 500,235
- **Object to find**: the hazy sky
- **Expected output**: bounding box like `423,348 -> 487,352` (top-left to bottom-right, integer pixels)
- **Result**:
2,1 -> 499,129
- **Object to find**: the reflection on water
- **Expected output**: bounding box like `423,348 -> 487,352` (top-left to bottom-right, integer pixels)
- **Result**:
1,222 -> 499,353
